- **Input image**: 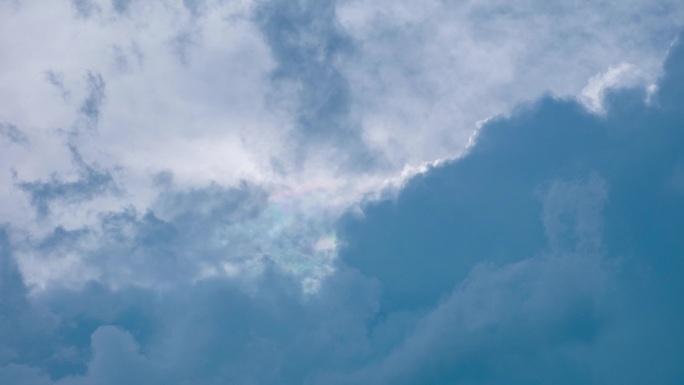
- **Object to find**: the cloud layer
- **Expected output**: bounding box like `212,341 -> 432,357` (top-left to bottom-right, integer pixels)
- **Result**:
1,1 -> 684,384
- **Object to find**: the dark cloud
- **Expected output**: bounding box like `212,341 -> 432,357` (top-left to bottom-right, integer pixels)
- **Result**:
2,26 -> 683,385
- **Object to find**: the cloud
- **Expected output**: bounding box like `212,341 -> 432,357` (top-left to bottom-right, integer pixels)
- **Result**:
56,326 -> 158,385
336,35 -> 684,385
77,72 -> 106,131
16,145 -> 116,218
580,63 -> 643,113
1,0 -> 682,265
70,0 -> 99,18
111,0 -> 133,14
0,2 -> 683,384
11,179 -> 345,292
335,176 -> 613,384
0,365 -> 51,385
0,123 -> 28,145
0,229 -> 57,381
255,0 -> 378,170
336,0 -> 684,167
0,31 -> 681,384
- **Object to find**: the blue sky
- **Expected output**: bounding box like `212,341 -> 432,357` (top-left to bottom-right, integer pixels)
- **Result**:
1,1 -> 683,384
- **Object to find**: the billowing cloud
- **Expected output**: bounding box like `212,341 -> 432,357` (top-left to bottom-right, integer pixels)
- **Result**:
336,0 -> 684,165
334,34 -> 684,383
0,1 -> 683,384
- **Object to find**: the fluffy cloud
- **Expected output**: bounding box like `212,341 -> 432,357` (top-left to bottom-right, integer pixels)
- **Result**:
334,34 -> 684,383
1,1 -> 684,384
5,0 -> 681,289
0,30 -> 682,385
337,0 -> 684,166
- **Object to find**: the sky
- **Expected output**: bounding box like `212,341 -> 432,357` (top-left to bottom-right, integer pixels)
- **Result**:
0,0 -> 683,384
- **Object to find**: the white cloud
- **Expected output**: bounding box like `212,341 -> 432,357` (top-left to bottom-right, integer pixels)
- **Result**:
1,0 -> 683,291
1,27 -> 683,383
580,63 -> 644,113
337,0 -> 684,166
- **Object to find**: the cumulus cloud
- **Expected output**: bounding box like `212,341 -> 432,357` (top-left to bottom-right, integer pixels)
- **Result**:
335,176 -> 613,384
2,0 -> 682,232
0,30 -> 682,385
0,123 -> 28,145
1,1 -> 684,384
0,0 -> 682,291
16,145 -> 116,218
334,33 -> 684,383
336,0 -> 684,166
